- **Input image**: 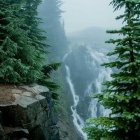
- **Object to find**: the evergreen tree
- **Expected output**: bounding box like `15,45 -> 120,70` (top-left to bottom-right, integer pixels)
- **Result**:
21,0 -> 61,99
0,0 -> 44,84
38,0 -> 68,62
20,0 -> 46,82
37,0 -> 67,99
85,0 -> 140,139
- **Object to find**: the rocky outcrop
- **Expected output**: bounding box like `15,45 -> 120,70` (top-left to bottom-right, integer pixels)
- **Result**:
0,84 -> 59,140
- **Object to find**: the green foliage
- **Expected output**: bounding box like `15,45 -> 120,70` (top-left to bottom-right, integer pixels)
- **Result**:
38,63 -> 61,100
0,0 -> 61,102
42,63 -> 61,78
85,0 -> 140,139
0,0 -> 45,84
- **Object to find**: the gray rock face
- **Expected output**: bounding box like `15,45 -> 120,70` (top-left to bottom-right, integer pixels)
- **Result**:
0,84 -> 59,140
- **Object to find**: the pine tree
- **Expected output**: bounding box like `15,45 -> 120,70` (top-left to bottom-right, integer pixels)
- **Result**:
0,0 -> 44,84
38,0 -> 68,62
19,0 -> 61,99
0,0 -> 29,83
85,0 -> 140,139
37,0 -> 67,99
20,0 -> 46,82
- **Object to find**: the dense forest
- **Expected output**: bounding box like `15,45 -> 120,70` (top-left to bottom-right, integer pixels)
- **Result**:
0,0 -> 61,99
0,0 -> 140,140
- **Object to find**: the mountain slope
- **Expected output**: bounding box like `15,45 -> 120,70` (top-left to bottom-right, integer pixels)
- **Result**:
67,27 -> 116,51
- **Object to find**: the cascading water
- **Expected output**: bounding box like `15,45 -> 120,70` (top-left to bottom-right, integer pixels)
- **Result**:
65,65 -> 87,140
63,46 -> 112,140
86,47 -> 112,117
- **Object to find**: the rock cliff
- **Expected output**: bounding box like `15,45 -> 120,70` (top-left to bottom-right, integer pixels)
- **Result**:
0,84 -> 59,140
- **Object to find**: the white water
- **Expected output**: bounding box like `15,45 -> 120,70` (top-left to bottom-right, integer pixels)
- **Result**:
65,65 -> 87,140
64,47 -> 112,140
87,47 -> 112,117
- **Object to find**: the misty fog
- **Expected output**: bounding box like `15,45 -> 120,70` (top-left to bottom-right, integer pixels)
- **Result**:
61,0 -> 123,33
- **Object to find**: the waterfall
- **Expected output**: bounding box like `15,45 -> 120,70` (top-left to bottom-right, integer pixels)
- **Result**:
63,46 -> 112,140
65,65 -> 87,140
86,47 -> 112,117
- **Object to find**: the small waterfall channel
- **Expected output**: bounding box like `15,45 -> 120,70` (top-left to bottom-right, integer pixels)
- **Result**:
63,51 -> 87,139
65,65 -> 87,139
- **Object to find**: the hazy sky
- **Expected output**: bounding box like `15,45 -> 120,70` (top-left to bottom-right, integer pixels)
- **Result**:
61,0 -> 123,33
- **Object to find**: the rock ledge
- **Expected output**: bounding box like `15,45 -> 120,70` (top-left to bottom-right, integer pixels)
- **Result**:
0,84 -> 59,140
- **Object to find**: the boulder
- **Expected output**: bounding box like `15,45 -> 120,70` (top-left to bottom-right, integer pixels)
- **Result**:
0,84 -> 59,140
